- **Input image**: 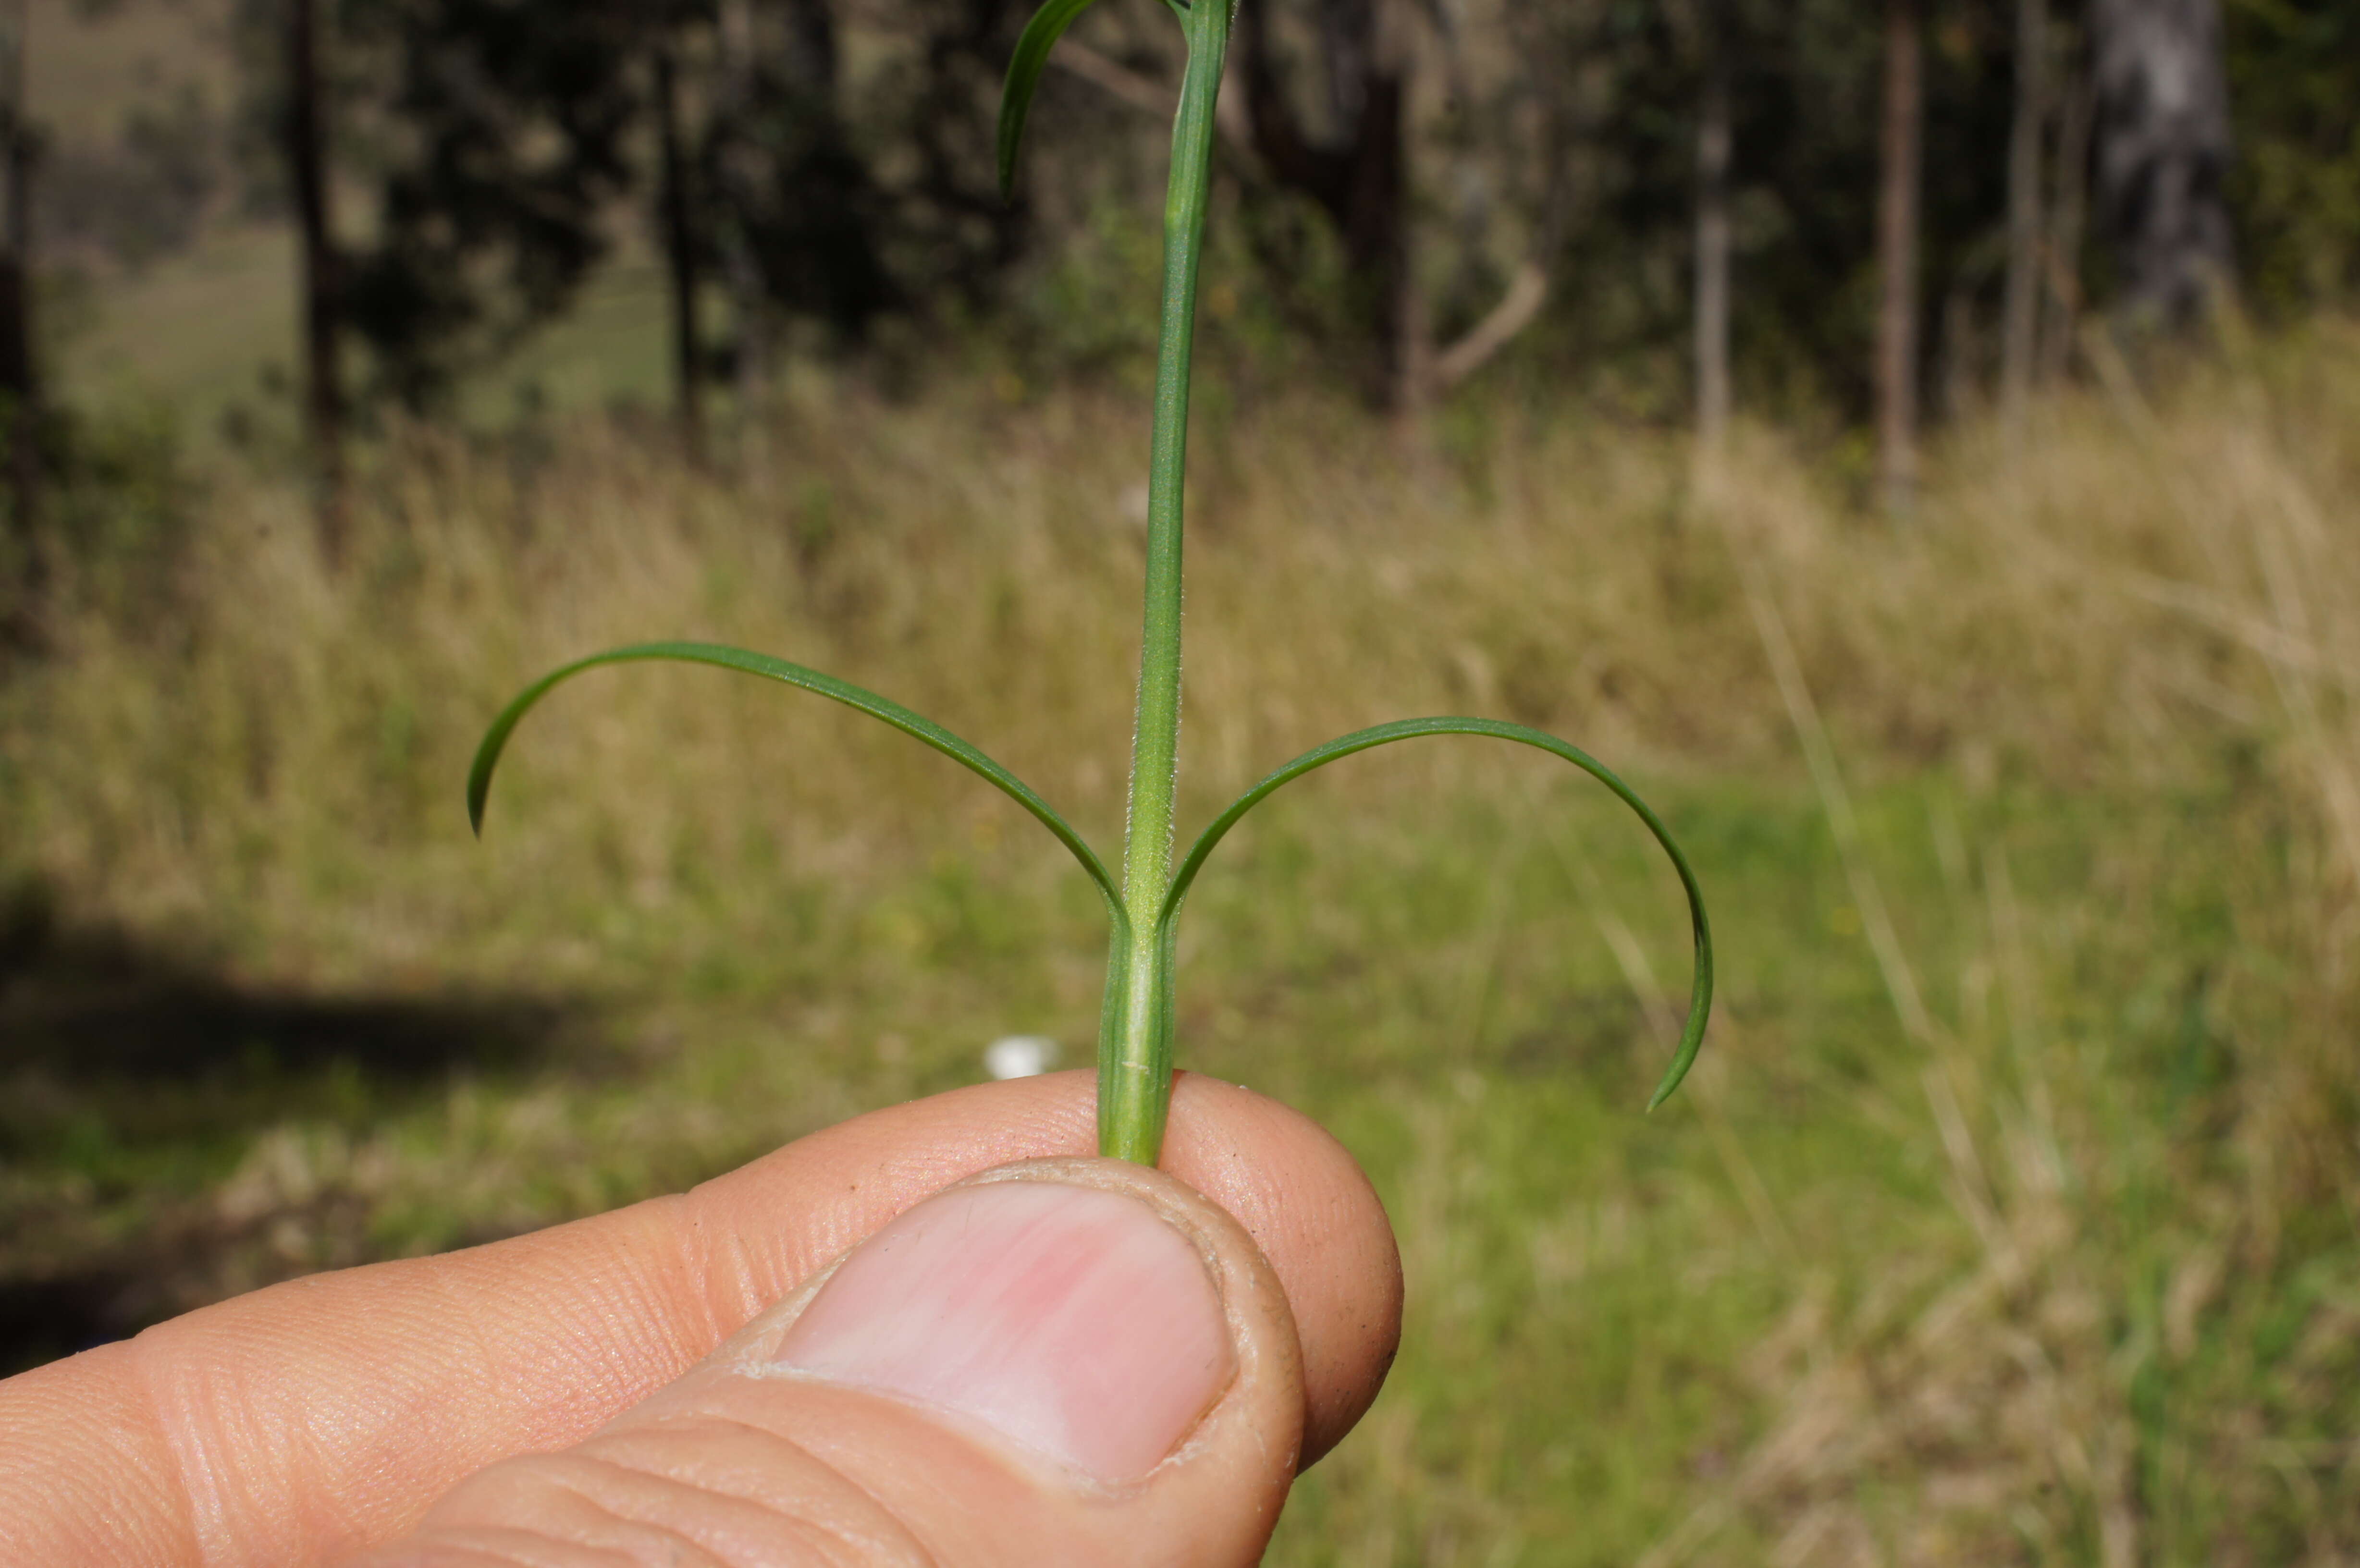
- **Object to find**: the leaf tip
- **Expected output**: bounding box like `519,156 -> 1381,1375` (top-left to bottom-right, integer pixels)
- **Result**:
995,87 -> 1028,202
465,737 -> 501,840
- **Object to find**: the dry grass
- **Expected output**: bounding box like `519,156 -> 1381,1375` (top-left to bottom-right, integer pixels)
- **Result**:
5,320 -> 2360,1561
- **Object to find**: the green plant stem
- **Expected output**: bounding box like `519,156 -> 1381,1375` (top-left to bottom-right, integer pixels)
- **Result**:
1102,0 -> 1230,1165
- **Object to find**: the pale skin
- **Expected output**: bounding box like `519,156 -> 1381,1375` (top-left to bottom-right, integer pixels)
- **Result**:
0,1072 -> 1404,1567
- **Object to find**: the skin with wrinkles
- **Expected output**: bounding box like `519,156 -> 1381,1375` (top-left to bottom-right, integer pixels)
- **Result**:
0,1072 -> 1401,1567
357,1158 -> 1311,1568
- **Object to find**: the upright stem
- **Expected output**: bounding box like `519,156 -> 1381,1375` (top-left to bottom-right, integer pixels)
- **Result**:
1101,0 -> 1230,1164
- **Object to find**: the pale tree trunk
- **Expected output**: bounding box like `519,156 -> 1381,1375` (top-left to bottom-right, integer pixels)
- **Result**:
2001,0 -> 2048,447
1875,0 -> 1923,520
1695,41 -> 1733,466
289,0 -> 345,556
653,26 -> 704,464
2091,0 -> 2234,328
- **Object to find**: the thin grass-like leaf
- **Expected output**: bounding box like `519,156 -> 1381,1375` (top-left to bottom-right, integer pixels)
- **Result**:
997,0 -> 1108,199
1160,717 -> 1714,1110
467,641 -> 1120,912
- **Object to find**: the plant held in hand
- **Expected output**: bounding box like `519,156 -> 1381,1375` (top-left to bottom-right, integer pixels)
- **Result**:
468,0 -> 1713,1165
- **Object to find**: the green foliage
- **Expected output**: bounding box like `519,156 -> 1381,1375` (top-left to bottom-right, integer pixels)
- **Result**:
2226,0 -> 2360,314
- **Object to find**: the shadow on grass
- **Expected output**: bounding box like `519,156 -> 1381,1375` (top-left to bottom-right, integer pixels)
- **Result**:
0,882 -> 567,1080
0,880 -> 589,1375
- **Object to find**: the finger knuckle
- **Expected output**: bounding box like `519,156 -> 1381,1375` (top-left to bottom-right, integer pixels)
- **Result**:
371,1421 -> 936,1568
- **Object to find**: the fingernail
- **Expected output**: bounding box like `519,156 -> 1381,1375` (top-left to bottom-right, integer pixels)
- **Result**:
772,1176 -> 1236,1483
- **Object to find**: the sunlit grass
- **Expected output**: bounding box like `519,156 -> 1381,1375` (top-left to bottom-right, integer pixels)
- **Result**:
4,324 -> 2359,1559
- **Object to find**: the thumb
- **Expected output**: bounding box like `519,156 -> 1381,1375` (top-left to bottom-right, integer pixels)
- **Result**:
354,1157 -> 1323,1568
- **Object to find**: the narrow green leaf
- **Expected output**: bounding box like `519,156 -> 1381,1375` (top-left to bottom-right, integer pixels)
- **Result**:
997,0 -> 1108,199
1160,718 -> 1715,1110
467,641 -> 1120,913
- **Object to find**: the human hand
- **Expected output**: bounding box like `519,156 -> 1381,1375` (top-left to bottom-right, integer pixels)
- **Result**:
0,1072 -> 1402,1567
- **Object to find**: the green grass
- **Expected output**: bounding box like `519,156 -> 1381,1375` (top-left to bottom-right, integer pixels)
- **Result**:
6,332 -> 2360,1559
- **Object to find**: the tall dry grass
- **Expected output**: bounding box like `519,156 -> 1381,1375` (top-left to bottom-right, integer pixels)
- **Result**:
5,320 -> 2359,1559
19,327 -> 2359,972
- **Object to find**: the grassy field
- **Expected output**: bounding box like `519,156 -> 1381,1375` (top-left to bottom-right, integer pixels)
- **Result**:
5,324 -> 2360,1563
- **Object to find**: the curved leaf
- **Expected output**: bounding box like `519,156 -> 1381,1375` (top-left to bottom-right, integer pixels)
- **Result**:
997,0 -> 1106,199
468,641 -> 1120,911
1162,717 -> 1714,1110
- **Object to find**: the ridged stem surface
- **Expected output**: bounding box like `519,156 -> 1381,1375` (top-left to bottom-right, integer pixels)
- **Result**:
1102,0 -> 1230,1164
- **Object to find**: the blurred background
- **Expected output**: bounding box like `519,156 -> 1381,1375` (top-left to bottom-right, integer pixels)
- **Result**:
3,0 -> 2358,1560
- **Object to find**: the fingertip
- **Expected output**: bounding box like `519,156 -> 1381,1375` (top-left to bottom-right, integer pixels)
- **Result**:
707,1071 -> 1404,1468
369,1158 -> 1314,1568
1161,1075 -> 1404,1464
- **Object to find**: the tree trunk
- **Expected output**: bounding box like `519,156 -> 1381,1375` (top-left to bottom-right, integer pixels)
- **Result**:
2001,0 -> 2048,444
0,0 -> 36,570
1875,0 -> 1923,520
2,118 -> 30,549
289,0 -> 344,555
2091,0 -> 2233,329
1239,0 -> 1413,409
1695,41 -> 1733,464
2040,55 -> 2093,383
717,0 -> 766,424
1349,0 -> 1413,413
653,28 -> 703,463
781,0 -> 834,96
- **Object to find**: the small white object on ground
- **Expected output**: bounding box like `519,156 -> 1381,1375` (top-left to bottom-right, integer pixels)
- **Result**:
983,1035 -> 1061,1080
